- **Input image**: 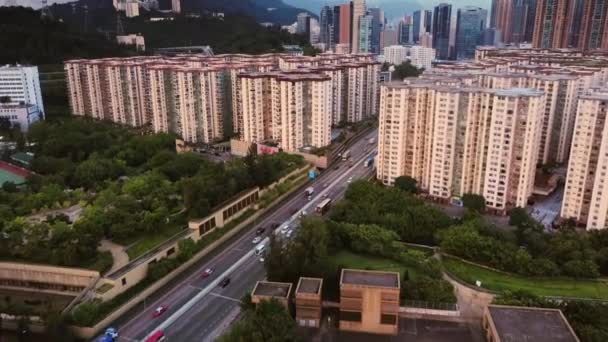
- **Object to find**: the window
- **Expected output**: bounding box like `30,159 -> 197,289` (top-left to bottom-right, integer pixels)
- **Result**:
340,311 -> 361,322
381,314 -> 397,325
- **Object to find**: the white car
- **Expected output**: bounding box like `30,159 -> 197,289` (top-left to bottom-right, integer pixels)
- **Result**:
347,176 -> 353,183
286,230 -> 293,238
299,210 -> 307,218
252,236 -> 262,244
281,225 -> 289,234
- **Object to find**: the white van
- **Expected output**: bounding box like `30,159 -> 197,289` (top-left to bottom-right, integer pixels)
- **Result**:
255,243 -> 266,255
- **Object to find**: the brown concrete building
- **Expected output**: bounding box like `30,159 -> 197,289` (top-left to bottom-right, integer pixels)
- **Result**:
295,277 -> 323,328
483,305 -> 579,342
339,269 -> 400,335
251,281 -> 292,308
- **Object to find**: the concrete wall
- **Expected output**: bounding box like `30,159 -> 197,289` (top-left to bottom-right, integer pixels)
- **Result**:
0,262 -> 99,296
294,152 -> 329,169
230,139 -> 251,156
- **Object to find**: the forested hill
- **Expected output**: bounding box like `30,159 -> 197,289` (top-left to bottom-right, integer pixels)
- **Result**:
0,7 -> 136,65
0,6 -> 309,65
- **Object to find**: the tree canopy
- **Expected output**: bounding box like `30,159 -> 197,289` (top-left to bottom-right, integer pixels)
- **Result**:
219,299 -> 298,342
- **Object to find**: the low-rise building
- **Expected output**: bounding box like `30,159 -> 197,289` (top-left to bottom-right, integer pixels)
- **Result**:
295,277 -> 323,328
483,305 -> 579,342
251,281 -> 292,308
339,269 -> 400,335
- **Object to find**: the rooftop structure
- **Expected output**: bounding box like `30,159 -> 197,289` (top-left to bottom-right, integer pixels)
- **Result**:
340,269 -> 400,288
251,281 -> 292,308
483,305 -> 579,342
295,277 -> 323,328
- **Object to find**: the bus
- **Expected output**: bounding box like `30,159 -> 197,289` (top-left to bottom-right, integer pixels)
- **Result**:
341,150 -> 351,160
315,198 -> 332,215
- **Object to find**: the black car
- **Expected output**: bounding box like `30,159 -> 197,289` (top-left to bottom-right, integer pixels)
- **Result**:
334,165 -> 340,170
255,227 -> 266,235
220,277 -> 231,288
270,222 -> 280,229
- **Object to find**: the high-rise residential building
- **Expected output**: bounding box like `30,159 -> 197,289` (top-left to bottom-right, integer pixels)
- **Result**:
532,0 -> 572,48
338,4 -> 351,47
409,46 -> 436,70
561,92 -> 608,230
412,10 -> 432,44
65,53 -> 379,151
398,16 -> 412,45
378,82 -> 545,213
358,15 -> 373,53
491,0 -> 535,44
351,0 -> 366,53
297,12 -> 312,37
125,0 -> 139,17
456,7 -> 485,59
171,0 -> 180,13
578,0 -> 608,49
432,3 -> 452,60
0,65 -> 45,118
320,6 -> 334,50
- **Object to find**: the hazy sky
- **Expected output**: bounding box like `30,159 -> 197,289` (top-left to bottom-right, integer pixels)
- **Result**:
284,0 -> 492,18
2,0 -> 75,9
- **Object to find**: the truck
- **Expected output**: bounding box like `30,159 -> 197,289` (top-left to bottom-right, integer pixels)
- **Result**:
342,150 -> 351,160
364,156 -> 374,167
305,187 -> 314,197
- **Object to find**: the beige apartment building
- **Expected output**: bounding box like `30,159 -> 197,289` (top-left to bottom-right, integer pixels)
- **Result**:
561,92 -> 608,230
377,81 -> 545,212
65,53 -> 378,151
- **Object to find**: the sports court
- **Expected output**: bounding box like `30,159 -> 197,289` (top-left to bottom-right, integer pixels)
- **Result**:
0,161 -> 28,185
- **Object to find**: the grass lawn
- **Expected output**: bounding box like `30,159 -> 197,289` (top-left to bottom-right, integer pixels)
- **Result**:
125,224 -> 186,260
443,256 -> 608,300
332,250 -> 419,279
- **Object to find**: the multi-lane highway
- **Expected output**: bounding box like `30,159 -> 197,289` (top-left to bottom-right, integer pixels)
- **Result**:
111,129 -> 377,342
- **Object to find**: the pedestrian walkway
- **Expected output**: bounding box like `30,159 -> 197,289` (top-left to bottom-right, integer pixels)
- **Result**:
98,239 -> 130,275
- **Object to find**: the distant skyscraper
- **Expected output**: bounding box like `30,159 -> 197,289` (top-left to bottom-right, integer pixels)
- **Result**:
578,0 -> 608,49
320,6 -> 333,49
491,0 -> 535,44
432,3 -> 452,60
338,4 -> 351,47
358,14 -> 373,52
351,0 -> 366,53
382,23 -> 399,48
532,0 -> 572,48
413,10 -> 432,43
368,7 -> 383,53
398,16 -> 412,45
456,6 -> 485,59
297,12 -> 311,37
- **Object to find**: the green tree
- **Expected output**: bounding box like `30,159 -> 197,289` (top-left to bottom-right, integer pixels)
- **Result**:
509,207 -> 529,227
394,176 -> 418,193
392,61 -> 423,80
219,299 -> 298,342
462,193 -> 485,212
2,181 -> 17,193
177,238 -> 197,262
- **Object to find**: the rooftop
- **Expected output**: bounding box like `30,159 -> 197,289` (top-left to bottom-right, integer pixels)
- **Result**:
252,281 -> 292,298
340,269 -> 399,288
487,305 -> 578,342
296,277 -> 322,295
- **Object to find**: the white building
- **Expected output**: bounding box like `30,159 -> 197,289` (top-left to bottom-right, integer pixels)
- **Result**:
382,45 -> 435,70
383,45 -> 408,65
0,104 -> 42,132
0,65 -> 45,118
408,45 -> 436,70
116,34 -> 146,51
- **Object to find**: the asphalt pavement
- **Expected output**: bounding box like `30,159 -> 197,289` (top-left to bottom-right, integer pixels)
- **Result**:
110,129 -> 378,342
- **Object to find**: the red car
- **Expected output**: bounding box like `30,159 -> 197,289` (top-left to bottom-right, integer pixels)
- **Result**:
201,268 -> 214,277
152,305 -> 168,318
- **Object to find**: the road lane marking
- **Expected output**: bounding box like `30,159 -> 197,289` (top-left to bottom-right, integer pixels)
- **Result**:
208,292 -> 242,303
